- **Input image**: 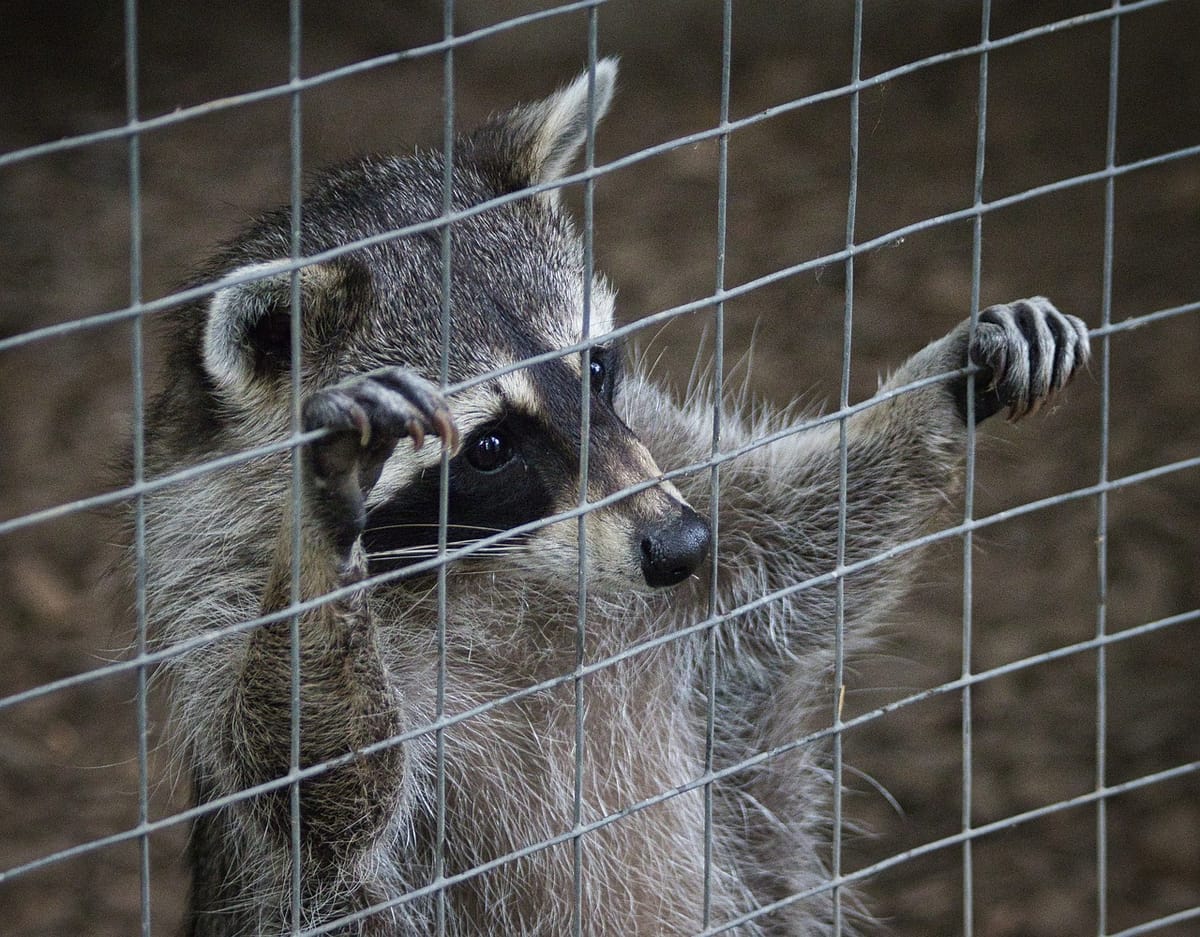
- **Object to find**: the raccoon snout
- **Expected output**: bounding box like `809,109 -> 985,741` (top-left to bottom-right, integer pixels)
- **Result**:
638,503 -> 712,588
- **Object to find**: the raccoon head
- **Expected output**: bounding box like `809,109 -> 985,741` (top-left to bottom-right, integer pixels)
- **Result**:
193,58 -> 711,593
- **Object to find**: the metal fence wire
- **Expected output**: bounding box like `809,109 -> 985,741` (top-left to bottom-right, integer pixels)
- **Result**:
1,1 -> 1198,935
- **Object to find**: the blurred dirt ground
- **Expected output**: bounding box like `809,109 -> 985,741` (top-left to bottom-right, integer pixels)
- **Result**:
1,1 -> 1197,935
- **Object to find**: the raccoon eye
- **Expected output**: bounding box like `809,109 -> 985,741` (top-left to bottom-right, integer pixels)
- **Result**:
589,355 -> 611,402
465,432 -> 514,473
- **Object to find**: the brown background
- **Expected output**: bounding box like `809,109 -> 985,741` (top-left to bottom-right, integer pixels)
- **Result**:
1,1 -> 1197,934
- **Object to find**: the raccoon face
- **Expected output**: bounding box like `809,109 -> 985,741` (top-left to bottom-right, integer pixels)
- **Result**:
360,345 -> 711,592
194,58 -> 711,593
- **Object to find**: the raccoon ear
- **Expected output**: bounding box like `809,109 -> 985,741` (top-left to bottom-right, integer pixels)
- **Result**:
202,260 -> 363,395
471,57 -> 617,203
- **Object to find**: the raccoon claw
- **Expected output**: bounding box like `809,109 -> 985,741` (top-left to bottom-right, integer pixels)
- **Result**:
372,369 -> 458,453
966,297 -> 1090,423
301,368 -> 459,555
430,409 -> 460,454
406,419 -> 425,451
398,407 -> 457,454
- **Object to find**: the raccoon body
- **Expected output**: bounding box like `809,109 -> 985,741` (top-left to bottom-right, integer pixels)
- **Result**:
142,61 -> 1090,936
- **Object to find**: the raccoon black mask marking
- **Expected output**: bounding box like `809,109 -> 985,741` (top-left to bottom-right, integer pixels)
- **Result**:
143,57 -> 1090,936
360,339 -> 709,587
360,357 -> 609,575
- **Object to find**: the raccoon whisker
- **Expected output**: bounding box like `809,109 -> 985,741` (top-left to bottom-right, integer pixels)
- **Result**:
363,522 -> 507,535
367,547 -> 462,560
368,536 -> 497,549
366,543 -> 526,561
364,535 -> 512,552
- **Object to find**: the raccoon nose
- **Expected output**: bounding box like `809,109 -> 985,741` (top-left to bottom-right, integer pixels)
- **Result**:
639,503 -> 712,588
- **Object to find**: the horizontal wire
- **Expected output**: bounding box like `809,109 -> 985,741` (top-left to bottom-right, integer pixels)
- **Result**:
300,759 -> 1200,936
0,357 -> 1025,535
690,761 -> 1200,937
3,421 -> 1198,715
0,0 -> 607,170
0,0 -> 1173,175
3,131 -> 1197,360
1107,905 -> 1200,937
4,287 -> 1199,538
2,597 -> 1196,887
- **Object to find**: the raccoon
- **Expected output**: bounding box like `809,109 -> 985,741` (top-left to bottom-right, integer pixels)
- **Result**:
142,60 -> 1090,936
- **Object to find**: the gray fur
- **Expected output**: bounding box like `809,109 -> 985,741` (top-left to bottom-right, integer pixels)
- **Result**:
141,61 -> 1090,936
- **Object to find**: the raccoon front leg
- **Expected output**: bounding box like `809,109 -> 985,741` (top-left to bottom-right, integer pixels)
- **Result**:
829,295 -> 1090,594
229,370 -> 456,891
773,297 -> 1084,628
677,298 -> 1088,924
642,298 -> 1089,649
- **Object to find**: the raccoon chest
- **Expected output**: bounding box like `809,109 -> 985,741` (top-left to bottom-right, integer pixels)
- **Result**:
423,662 -> 714,934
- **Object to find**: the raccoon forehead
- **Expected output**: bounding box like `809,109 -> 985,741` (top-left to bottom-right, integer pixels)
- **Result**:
537,275 -> 616,350
456,369 -> 540,428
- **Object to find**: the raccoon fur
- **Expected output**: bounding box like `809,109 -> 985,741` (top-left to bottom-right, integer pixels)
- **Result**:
141,59 -> 1091,936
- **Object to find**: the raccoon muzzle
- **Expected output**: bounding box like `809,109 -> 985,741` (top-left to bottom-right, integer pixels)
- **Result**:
638,502 -> 711,588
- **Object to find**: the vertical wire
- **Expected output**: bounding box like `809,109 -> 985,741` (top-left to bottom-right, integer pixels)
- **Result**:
963,3 -> 992,934
702,0 -> 732,928
1096,5 -> 1120,934
287,1 -> 305,931
832,3 -> 863,932
435,3 -> 455,934
572,20 -> 600,935
123,1 -> 150,932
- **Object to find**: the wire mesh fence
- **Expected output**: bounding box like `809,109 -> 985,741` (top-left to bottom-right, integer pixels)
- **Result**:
1,1 -> 1198,935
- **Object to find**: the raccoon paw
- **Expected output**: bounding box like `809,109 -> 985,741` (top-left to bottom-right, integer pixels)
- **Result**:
966,297 -> 1090,423
302,369 -> 459,556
